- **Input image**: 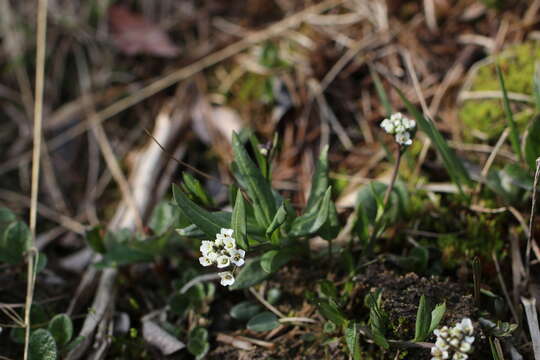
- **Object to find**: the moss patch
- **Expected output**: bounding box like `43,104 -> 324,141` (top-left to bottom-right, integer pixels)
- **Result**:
459,41 -> 539,140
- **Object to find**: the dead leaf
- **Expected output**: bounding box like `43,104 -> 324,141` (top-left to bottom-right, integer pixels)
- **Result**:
142,320 -> 185,355
108,5 -> 180,57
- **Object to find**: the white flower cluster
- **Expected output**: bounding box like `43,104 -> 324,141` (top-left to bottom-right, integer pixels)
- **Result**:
380,112 -> 416,146
198,228 -> 245,286
431,318 -> 475,360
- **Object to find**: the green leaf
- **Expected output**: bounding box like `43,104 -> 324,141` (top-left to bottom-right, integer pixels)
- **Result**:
149,201 -> 179,235
429,303 -> 446,333
314,298 -> 347,326
524,115 -> 540,170
169,292 -> 191,317
489,337 -> 504,360
187,327 -> 209,360
173,184 -> 229,238
182,173 -> 213,207
305,146 -> 329,213
249,134 -> 269,179
29,329 -> 57,360
230,301 -> 262,321
319,198 -> 340,241
260,249 -> 293,274
232,132 -> 276,228
230,257 -> 271,290
34,252 -> 47,275
247,312 -> 279,332
345,322 -> 361,360
290,187 -> 332,237
367,290 -> 389,349
496,64 -> 522,161
319,280 -> 338,299
231,190 -> 248,249
266,202 -> 288,238
0,207 -> 16,225
94,234 -> 154,268
395,86 -> 472,189
267,288 -> 282,304
414,295 -> 431,342
0,220 -> 31,264
48,314 -> 73,347
85,225 -> 106,254
369,65 -> 393,117
534,63 -> 540,111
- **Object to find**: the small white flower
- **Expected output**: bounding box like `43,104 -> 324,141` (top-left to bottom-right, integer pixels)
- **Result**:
380,119 -> 395,134
199,256 -> 213,267
218,271 -> 235,286
432,318 -> 474,360
459,318 -> 474,335
229,249 -> 246,266
206,251 -> 219,261
216,255 -> 231,268
214,235 -> 224,246
431,346 -> 449,359
220,228 -> 234,237
395,131 -> 412,146
435,338 -> 449,350
459,342 -> 472,353
223,237 -> 236,250
200,240 -> 214,254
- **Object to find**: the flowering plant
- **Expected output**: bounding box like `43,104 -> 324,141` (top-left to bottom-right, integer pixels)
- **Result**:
173,132 -> 339,289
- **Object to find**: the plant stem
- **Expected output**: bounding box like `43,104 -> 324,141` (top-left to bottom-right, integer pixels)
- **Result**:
366,147 -> 402,256
526,157 -> 540,283
382,149 -> 402,209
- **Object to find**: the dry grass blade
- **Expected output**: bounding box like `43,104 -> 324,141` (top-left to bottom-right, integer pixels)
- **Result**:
521,297 -> 540,360
526,158 -> 540,282
24,0 -> 48,358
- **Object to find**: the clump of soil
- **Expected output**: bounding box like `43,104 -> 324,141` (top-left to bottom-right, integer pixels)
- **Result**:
353,264 -> 475,337
209,261 -> 489,359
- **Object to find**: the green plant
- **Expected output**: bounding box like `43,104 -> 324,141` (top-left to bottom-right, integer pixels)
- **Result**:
172,131 -> 339,289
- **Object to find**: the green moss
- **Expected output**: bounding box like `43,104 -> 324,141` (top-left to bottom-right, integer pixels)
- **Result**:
437,213 -> 504,265
459,41 -> 539,140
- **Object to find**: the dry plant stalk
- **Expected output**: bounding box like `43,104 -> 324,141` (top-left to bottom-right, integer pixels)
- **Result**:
66,103 -> 185,360
24,0 -> 48,359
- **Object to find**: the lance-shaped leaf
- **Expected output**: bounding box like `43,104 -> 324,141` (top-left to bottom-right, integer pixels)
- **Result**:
395,86 -> 472,190
345,322 -> 361,360
497,64 -> 522,161
260,249 -> 293,274
231,190 -> 248,250
232,133 -> 276,228
305,145 -> 329,214
429,302 -> 446,333
414,295 -> 431,342
182,173 -> 213,207
266,202 -> 288,237
524,115 -> 540,170
290,187 -> 332,237
173,184 -> 229,239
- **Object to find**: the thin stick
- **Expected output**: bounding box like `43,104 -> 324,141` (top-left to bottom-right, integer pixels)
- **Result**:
143,129 -> 227,185
492,252 -> 520,326
526,158 -> 540,282
249,288 -> 285,318
24,0 -> 48,358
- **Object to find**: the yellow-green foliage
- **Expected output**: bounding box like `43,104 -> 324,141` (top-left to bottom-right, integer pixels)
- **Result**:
437,213 -> 504,265
459,41 -> 539,140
